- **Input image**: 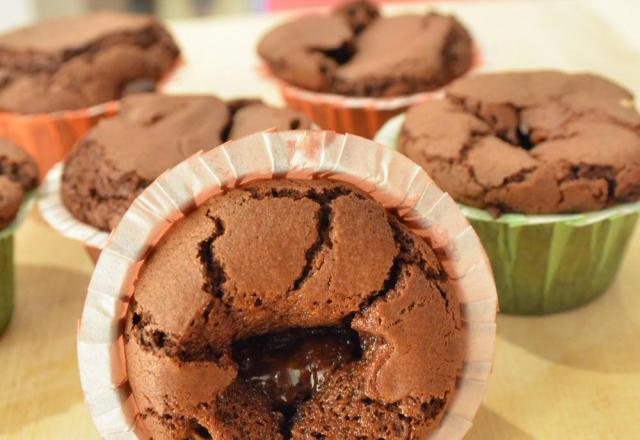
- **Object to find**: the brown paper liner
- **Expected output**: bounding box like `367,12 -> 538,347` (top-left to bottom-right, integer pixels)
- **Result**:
77,131 -> 497,439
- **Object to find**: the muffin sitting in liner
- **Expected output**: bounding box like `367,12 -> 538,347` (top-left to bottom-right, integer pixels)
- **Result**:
259,0 -> 472,96
61,94 -> 311,232
0,11 -> 180,173
257,0 -> 474,137
125,178 -> 463,439
0,12 -> 179,114
0,139 -> 38,334
394,70 -> 640,314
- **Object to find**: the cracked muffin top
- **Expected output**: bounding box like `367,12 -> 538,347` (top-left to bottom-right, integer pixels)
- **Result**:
258,0 -> 473,97
0,11 -> 180,114
399,71 -> 640,214
60,94 -> 311,231
0,139 -> 38,228
124,178 -> 463,440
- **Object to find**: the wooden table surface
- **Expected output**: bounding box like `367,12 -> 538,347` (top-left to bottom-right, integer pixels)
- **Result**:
1,1 -> 639,439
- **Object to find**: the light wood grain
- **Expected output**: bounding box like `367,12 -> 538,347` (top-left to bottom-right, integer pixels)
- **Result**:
1,1 -> 639,438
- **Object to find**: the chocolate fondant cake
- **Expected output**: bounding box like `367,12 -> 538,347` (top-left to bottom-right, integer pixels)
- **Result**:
124,178 -> 463,439
0,11 -> 180,113
400,71 -> 640,214
61,94 -> 311,231
0,139 -> 38,228
258,0 -> 473,97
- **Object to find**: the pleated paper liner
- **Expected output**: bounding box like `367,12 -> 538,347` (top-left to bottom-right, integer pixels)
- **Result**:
375,113 -> 640,315
0,102 -> 119,177
0,58 -> 184,178
77,130 -> 497,439
38,163 -> 110,264
38,125 -> 324,266
0,191 -> 36,334
263,44 -> 485,139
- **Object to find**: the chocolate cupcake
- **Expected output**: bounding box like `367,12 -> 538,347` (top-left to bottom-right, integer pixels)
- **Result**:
78,130 -> 497,440
124,178 -> 463,439
257,0 -> 474,137
59,94 -> 311,233
0,11 -> 179,114
0,11 -> 181,173
0,139 -> 38,334
400,71 -> 640,214
259,1 -> 472,97
0,139 -> 38,228
380,70 -> 640,314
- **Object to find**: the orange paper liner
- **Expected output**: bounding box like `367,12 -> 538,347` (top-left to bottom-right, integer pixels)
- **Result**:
267,45 -> 485,139
38,162 -> 111,251
0,102 -> 119,177
77,130 -> 497,440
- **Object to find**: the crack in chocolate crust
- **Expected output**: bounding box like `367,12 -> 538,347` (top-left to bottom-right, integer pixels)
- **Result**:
240,184 -> 365,293
199,213 -> 227,299
125,179 -> 462,440
400,71 -> 640,215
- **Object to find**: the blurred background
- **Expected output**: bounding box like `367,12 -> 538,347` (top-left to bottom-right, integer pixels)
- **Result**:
0,0 -> 416,32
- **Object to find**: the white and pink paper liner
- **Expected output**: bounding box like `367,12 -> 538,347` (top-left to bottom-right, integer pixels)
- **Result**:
77,130 -> 497,440
38,162 -> 111,251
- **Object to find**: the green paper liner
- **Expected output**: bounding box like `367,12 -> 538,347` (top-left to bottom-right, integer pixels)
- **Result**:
375,113 -> 640,314
463,205 -> 640,314
0,235 -> 13,333
0,192 -> 35,334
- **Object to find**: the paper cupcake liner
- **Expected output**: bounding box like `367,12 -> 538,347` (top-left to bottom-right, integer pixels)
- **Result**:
375,113 -> 640,314
0,58 -> 184,178
280,84 -> 439,139
38,162 -> 110,262
38,123 -> 321,265
77,130 -> 497,439
265,45 -> 483,139
0,191 -> 36,334
0,102 -> 119,177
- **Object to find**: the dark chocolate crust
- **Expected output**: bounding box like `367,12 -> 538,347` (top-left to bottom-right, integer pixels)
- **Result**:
400,71 -> 640,214
258,0 -> 473,97
0,11 -> 180,113
61,94 -> 311,231
0,139 -> 38,228
124,178 -> 463,440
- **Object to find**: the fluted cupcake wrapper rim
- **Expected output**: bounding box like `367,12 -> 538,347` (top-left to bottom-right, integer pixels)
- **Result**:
76,130 -> 497,439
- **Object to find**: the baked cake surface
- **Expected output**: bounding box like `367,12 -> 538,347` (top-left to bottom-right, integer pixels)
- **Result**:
124,178 -> 463,439
258,0 -> 473,97
0,11 -> 180,113
400,71 -> 640,214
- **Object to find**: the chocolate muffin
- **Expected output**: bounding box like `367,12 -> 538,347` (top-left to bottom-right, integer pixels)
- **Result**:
61,94 -> 311,231
399,71 -> 640,214
124,178 -> 463,439
0,139 -> 38,228
0,11 -> 180,114
258,0 -> 473,97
